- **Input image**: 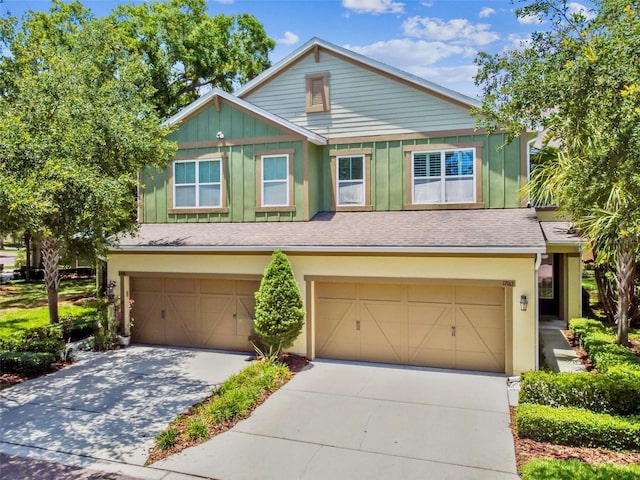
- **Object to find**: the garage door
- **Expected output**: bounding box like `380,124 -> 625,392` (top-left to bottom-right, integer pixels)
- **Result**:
315,282 -> 505,372
131,277 -> 260,351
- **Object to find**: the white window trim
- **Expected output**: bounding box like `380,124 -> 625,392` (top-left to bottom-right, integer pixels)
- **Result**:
261,154 -> 290,207
173,158 -> 222,208
411,148 -> 476,204
336,155 -> 365,207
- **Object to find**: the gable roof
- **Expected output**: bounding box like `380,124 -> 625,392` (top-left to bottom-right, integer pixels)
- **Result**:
235,37 -> 481,110
163,88 -> 327,146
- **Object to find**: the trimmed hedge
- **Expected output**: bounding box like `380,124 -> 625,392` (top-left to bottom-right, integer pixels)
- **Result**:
0,351 -> 56,375
516,403 -> 640,451
520,458 -> 640,480
569,318 -> 640,375
0,324 -> 64,355
519,370 -> 640,415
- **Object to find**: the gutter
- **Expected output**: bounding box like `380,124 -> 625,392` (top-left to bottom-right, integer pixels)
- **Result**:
109,245 -> 546,255
534,252 -> 542,370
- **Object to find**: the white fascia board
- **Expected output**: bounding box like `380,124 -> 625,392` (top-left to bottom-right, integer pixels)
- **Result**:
110,245 -> 545,255
235,37 -> 480,109
163,88 -> 327,146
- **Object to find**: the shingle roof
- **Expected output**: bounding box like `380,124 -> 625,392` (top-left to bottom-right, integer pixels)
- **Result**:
540,221 -> 584,245
112,209 -> 546,254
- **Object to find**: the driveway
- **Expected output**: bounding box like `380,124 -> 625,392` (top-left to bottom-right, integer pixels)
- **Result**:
155,360 -> 519,480
0,346 -> 250,473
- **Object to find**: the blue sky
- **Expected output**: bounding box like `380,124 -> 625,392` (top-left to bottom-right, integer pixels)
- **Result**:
2,0 -> 595,98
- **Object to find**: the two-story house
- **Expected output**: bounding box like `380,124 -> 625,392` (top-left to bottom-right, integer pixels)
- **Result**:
107,38 -> 583,375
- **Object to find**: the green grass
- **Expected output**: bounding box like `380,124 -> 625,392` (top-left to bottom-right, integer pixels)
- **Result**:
0,279 -> 97,337
520,458 -> 640,480
0,304 -> 96,338
0,278 -> 95,310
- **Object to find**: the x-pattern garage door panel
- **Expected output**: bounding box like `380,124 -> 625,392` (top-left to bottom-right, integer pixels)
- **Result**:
131,277 -> 258,351
315,281 -> 506,373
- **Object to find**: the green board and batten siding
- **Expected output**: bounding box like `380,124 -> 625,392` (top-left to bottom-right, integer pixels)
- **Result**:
142,101 -> 306,223
323,132 -> 522,213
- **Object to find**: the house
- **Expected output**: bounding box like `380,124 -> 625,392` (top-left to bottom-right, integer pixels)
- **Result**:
107,38 -> 583,375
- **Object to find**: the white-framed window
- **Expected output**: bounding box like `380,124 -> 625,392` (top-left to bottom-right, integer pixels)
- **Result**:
173,159 -> 221,208
412,148 -> 475,204
261,154 -> 289,206
337,155 -> 365,206
538,254 -> 554,299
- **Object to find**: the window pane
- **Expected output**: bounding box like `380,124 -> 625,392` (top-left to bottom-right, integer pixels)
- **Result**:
199,185 -> 221,207
414,152 -> 441,177
263,181 -> 288,205
199,160 -> 220,183
338,181 -> 363,205
175,185 -> 195,207
445,177 -> 474,202
414,178 -> 440,203
175,162 -> 195,185
445,150 -> 474,177
339,156 -> 363,181
263,156 -> 287,181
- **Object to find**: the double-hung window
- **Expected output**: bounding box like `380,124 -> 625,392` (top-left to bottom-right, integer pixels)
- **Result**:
174,159 -> 222,208
412,148 -> 475,204
261,154 -> 289,206
337,155 -> 364,206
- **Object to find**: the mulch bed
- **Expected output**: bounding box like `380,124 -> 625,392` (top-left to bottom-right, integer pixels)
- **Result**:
0,360 -> 72,390
145,353 -> 309,465
512,326 -> 640,469
509,406 -> 640,468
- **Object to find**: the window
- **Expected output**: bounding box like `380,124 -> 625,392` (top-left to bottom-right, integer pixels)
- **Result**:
412,149 -> 475,204
337,155 -> 365,206
173,159 -> 221,208
538,254 -> 554,299
305,72 -> 330,113
261,155 -> 289,206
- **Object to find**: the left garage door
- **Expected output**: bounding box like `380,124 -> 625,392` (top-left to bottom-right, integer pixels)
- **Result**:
131,277 -> 260,351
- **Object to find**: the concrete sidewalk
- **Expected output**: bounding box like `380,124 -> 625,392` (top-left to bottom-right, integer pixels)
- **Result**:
539,319 -> 586,373
155,361 -> 519,480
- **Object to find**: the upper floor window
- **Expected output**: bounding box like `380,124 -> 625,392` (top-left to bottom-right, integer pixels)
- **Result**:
261,154 -> 290,207
174,159 -> 222,208
337,155 -> 364,206
412,148 -> 475,204
305,72 -> 330,113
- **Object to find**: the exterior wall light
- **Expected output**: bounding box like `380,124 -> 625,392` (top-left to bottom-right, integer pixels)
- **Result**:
520,294 -> 529,311
216,131 -> 225,139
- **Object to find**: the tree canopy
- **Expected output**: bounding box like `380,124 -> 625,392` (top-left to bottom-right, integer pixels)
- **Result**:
474,0 -> 640,343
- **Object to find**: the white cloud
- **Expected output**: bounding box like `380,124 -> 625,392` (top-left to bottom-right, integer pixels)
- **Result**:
344,39 -> 475,70
502,34 -> 532,52
277,32 -> 299,46
402,16 -> 499,46
342,0 -> 405,15
214,0 -> 234,4
567,2 -> 596,20
421,1 -> 433,6
517,13 -> 542,24
479,7 -> 495,18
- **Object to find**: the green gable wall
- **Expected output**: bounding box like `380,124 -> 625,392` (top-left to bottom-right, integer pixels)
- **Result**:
141,101 -> 307,223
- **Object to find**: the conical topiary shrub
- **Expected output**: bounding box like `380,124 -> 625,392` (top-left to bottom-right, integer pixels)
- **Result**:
253,250 -> 305,356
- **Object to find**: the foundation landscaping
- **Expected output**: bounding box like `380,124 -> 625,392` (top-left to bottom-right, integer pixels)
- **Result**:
514,318 -> 640,479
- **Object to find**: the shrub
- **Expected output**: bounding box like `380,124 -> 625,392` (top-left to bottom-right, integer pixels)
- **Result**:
62,316 -> 97,341
185,418 -> 209,441
520,458 -> 640,480
0,351 -> 56,375
0,324 -> 64,355
516,404 -> 640,451
253,250 -> 305,355
519,370 -> 640,415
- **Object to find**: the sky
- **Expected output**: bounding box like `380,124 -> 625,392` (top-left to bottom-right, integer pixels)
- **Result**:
1,0 -> 595,99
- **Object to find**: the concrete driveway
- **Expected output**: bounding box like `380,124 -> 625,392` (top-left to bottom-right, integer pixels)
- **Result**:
155,360 -> 519,480
0,346 -> 251,478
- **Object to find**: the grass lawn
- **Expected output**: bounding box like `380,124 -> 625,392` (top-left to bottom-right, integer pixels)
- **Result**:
520,459 -> 640,480
0,279 -> 97,337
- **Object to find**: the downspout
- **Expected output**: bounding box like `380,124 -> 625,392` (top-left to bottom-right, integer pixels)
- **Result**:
534,252 -> 542,370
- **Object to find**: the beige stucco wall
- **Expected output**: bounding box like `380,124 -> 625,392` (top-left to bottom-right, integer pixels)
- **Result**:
107,251 -> 537,375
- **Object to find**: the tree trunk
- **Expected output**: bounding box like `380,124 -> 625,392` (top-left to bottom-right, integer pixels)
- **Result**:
615,237 -> 635,346
24,232 -> 31,281
42,236 -> 61,324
